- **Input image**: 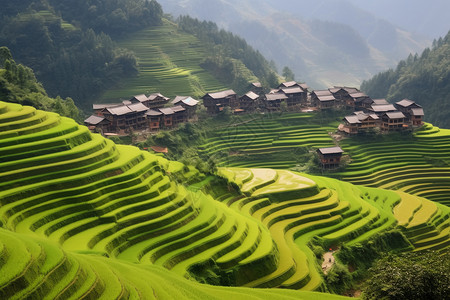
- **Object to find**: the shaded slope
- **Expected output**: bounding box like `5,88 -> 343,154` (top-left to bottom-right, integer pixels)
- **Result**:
336,123 -> 450,207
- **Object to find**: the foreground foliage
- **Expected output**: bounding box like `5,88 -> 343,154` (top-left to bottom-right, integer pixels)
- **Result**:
0,47 -> 80,121
362,250 -> 450,300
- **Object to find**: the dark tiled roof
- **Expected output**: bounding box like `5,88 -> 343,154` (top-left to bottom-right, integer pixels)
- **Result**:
411,108 -> 424,116
171,96 -> 189,104
84,115 -> 108,125
313,90 -> 333,96
371,104 -> 396,112
242,91 -> 259,100
204,89 -> 236,99
279,81 -> 298,88
107,106 -> 133,116
148,93 -> 169,101
131,94 -> 148,102
299,83 -> 309,90
127,103 -> 149,113
344,115 -> 361,124
281,86 -> 304,94
385,111 -> 406,119
318,147 -> 344,155
159,107 -> 175,115
171,105 -> 186,113
93,103 -> 120,110
349,92 -> 368,99
265,93 -> 288,101
373,99 -> 389,105
318,95 -> 336,102
146,109 -> 162,116
396,99 -> 421,108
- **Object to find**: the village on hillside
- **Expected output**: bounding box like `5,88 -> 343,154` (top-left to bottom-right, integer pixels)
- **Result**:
86,81 -> 424,138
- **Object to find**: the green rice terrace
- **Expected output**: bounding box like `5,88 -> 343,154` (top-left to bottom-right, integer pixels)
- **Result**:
199,112 -> 339,169
200,111 -> 450,208
99,20 -> 230,102
1,101 -> 449,298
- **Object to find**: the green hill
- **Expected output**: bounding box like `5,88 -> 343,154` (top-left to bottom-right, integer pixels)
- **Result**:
361,31 -> 450,128
98,19 -> 229,102
1,101 -> 449,298
0,1 -> 278,108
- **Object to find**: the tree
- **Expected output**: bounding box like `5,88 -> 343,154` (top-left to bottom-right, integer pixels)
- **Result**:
362,250 -> 450,300
282,66 -> 295,81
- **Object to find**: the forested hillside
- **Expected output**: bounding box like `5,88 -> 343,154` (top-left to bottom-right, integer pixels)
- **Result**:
0,0 -> 278,108
361,31 -> 450,128
0,0 -> 162,108
0,47 -> 80,121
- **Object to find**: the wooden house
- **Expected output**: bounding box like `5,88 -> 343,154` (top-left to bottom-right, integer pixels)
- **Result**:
328,86 -> 359,108
358,113 -> 379,129
372,99 -> 389,106
311,90 -> 335,109
146,110 -> 162,132
263,92 -> 288,111
202,89 -> 238,114
380,111 -> 406,132
280,86 -> 307,107
158,107 -> 175,129
101,105 -> 133,133
340,112 -> 379,135
348,92 -> 372,110
341,115 -> 361,135
369,104 -> 397,115
147,93 -> 170,109
278,81 -> 299,89
239,91 -> 260,112
299,83 -> 309,93
127,103 -> 150,129
249,82 -> 263,95
395,99 -> 424,126
84,115 -> 111,133
317,147 -> 344,169
171,105 -> 187,126
172,96 -> 199,119
129,94 -> 149,105
93,103 -> 120,117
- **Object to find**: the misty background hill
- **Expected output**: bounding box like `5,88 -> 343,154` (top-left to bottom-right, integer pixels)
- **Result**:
158,0 -> 450,89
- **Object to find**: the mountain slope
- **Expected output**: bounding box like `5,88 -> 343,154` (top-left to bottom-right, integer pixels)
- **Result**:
158,0 -> 431,88
361,31 -> 450,128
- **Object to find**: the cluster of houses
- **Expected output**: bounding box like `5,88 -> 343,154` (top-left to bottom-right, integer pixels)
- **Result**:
339,98 -> 424,134
85,93 -> 199,134
202,81 -> 309,114
85,81 -> 424,135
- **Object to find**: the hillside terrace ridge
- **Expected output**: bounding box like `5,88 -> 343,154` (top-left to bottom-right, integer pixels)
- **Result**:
87,82 -> 424,135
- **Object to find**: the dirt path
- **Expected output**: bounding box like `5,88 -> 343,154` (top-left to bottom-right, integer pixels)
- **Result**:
322,251 -> 335,274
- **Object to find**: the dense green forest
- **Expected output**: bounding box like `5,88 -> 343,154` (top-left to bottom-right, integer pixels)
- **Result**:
0,0 -> 158,108
176,16 -> 279,91
0,46 -> 80,121
361,31 -> 450,128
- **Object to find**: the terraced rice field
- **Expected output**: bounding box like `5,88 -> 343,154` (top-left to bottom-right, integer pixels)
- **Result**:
99,20 -> 228,101
200,112 -> 337,169
336,123 -> 450,206
217,167 -> 450,289
1,101 -> 449,297
0,229 -> 351,300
